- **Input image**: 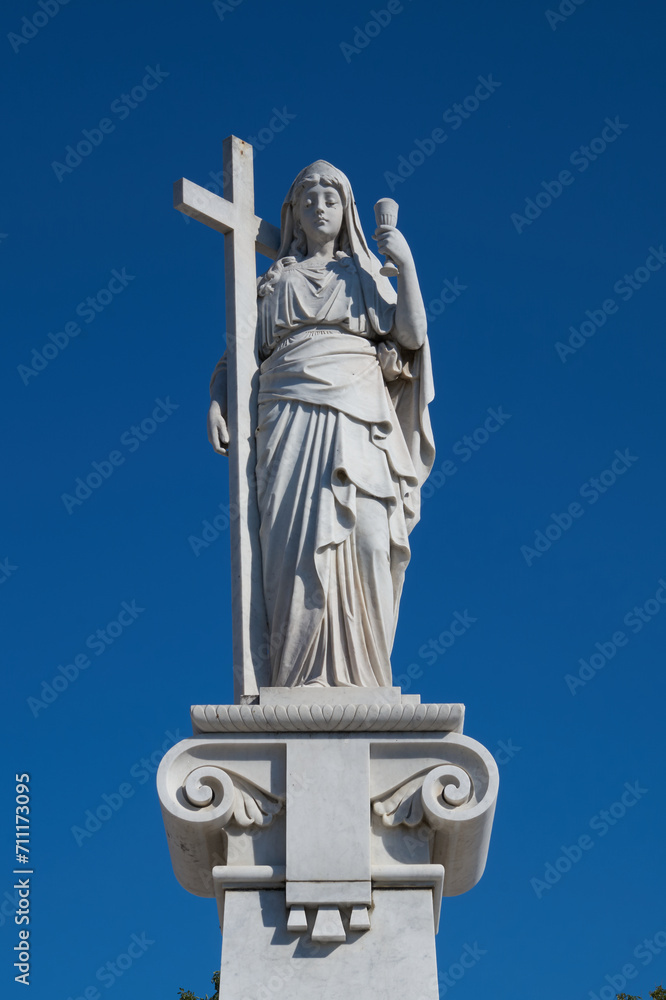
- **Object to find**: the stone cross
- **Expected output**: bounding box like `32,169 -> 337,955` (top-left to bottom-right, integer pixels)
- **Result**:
174,136 -> 281,703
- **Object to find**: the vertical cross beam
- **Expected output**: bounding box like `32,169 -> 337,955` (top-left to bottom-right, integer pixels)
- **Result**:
222,137 -> 265,703
174,137 -> 281,702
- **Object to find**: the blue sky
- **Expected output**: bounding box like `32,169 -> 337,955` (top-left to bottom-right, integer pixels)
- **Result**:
2,0 -> 665,997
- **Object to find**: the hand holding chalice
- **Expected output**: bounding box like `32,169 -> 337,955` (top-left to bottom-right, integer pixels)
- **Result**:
374,198 -> 400,277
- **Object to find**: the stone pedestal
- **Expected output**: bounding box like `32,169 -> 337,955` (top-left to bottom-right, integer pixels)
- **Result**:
157,689 -> 498,999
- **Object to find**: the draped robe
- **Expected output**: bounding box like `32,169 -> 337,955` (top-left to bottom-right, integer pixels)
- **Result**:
254,252 -> 434,687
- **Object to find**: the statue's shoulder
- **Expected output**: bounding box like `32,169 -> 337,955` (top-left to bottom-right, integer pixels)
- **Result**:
258,255 -> 299,283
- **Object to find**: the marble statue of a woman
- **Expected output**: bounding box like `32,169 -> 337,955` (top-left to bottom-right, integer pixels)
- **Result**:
207,161 -> 435,689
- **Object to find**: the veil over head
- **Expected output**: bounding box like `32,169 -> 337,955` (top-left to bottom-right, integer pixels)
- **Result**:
276,159 -> 398,338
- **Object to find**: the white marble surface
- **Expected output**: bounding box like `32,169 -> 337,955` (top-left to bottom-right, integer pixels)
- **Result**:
191,698 -> 464,733
286,737 -> 370,885
220,888 -> 439,1000
260,685 -> 412,706
312,905 -> 347,944
285,882 -> 372,905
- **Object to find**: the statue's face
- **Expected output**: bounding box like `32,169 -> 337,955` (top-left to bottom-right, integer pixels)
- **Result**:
298,182 -> 344,249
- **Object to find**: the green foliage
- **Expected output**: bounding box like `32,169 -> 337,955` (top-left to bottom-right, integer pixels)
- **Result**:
617,986 -> 665,1000
176,971 -> 666,1000
178,971 -> 220,1000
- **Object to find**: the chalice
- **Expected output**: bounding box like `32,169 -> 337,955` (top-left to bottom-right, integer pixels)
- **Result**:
374,197 -> 400,277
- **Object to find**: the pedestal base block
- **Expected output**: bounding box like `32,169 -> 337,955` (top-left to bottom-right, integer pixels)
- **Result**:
220,889 -> 438,1000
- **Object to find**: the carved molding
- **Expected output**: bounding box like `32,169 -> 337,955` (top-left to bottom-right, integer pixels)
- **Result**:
373,764 -> 473,829
191,702 -> 465,733
371,741 -> 499,897
157,730 -> 497,902
157,751 -> 285,897
422,765 -> 473,828
183,766 -> 283,828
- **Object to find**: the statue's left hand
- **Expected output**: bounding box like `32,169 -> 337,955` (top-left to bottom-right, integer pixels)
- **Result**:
208,399 -> 229,457
373,226 -> 413,269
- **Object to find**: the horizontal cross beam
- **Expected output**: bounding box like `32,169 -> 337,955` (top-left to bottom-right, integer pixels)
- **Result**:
173,178 -> 281,260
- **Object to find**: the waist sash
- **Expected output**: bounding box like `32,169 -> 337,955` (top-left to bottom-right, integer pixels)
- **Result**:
259,327 -> 393,427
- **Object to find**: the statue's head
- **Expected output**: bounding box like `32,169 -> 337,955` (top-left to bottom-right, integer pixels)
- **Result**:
260,158 -> 394,307
281,161 -> 354,259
